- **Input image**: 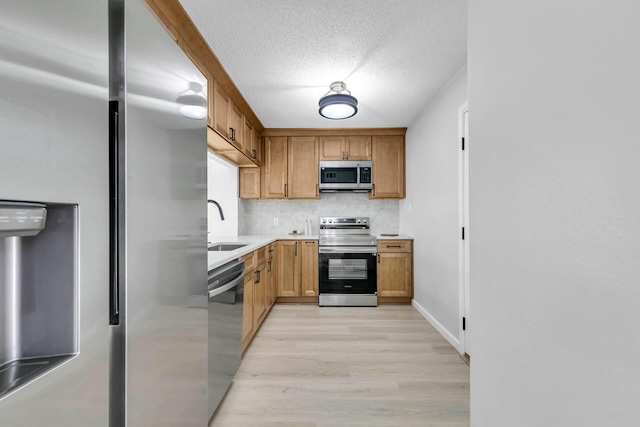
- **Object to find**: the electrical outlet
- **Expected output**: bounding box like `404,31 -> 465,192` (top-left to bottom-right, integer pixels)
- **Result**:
273,217 -> 279,226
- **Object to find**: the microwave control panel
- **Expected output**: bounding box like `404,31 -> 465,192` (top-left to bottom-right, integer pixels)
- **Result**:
359,167 -> 371,184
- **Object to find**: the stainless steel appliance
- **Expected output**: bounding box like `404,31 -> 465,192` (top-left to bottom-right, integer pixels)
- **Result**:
318,217 -> 378,306
0,1 -> 208,425
0,202 -> 77,400
319,160 -> 373,192
207,260 -> 245,420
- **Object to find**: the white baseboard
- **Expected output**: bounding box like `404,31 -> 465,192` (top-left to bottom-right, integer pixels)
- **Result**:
411,299 -> 462,354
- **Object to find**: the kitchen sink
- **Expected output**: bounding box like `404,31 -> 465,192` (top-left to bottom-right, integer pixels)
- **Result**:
208,243 -> 248,251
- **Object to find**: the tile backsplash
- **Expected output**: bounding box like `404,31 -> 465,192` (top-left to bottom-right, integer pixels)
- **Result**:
239,193 -> 399,236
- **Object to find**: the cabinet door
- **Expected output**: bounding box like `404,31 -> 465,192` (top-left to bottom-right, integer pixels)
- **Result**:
346,136 -> 372,160
251,131 -> 261,165
228,101 -> 243,150
319,136 -> 346,160
263,137 -> 288,199
277,241 -> 300,297
207,77 -> 214,128
268,244 -> 278,305
253,265 -> 267,326
377,252 -> 413,297
213,80 -> 230,140
241,271 -> 255,343
371,135 -> 405,199
288,136 -> 319,199
300,240 -> 318,296
242,118 -> 254,159
239,167 -> 261,199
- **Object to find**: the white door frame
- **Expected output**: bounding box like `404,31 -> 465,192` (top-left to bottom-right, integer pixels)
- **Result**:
458,102 -> 470,356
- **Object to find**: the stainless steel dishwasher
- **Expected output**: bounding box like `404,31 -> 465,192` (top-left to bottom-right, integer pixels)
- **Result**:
207,259 -> 245,420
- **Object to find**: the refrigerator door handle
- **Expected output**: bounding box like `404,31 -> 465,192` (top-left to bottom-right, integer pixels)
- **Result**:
109,99 -> 120,326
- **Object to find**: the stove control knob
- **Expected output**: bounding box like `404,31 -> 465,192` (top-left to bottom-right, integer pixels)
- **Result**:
363,219 -> 367,223
356,219 -> 361,223
328,219 -> 333,223
321,219 -> 326,223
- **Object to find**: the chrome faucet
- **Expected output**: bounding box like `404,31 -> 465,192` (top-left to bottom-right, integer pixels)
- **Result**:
207,200 -> 225,221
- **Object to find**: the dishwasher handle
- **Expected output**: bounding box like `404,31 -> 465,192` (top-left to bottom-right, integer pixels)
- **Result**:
208,269 -> 245,299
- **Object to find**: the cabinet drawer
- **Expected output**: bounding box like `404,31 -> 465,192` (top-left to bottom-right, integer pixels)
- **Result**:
377,240 -> 412,253
241,250 -> 257,272
256,246 -> 267,266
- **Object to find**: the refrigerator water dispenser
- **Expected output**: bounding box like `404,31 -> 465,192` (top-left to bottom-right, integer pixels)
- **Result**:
0,201 -> 78,399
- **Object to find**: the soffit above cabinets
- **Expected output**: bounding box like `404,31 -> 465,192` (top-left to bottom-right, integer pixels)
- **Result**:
178,0 -> 467,129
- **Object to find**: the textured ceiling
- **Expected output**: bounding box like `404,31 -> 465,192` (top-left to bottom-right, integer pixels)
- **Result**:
179,0 -> 467,129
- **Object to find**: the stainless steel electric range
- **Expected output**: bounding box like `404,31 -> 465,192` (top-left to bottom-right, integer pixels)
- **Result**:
318,216 -> 378,307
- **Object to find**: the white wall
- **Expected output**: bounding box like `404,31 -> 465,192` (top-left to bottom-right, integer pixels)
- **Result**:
400,65 -> 468,347
207,152 -> 238,237
469,1 -> 640,426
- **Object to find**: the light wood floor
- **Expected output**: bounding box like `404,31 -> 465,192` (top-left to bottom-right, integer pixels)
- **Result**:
210,304 -> 470,427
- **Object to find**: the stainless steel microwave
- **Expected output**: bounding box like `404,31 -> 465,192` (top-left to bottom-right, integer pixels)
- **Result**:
318,160 -> 373,192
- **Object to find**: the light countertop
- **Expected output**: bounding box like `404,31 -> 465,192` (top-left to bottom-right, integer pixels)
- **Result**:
376,234 -> 414,240
207,233 -> 414,271
208,234 -> 319,270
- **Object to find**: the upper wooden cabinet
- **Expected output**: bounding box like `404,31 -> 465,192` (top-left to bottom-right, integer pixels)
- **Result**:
228,101 -> 244,151
262,136 -> 288,199
212,80 -> 231,140
208,79 -> 263,168
319,136 -> 371,161
243,118 -> 261,164
213,80 -> 243,147
207,77 -> 214,129
250,127 -> 261,165
371,135 -> 406,199
260,136 -> 318,200
239,167 -> 260,199
288,137 -> 319,199
240,130 -> 406,200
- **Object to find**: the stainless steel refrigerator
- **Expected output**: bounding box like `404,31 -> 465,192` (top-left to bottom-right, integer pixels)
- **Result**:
0,0 -> 208,425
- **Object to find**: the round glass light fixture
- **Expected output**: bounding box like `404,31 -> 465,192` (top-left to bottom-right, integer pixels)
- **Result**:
177,82 -> 207,120
318,81 -> 358,120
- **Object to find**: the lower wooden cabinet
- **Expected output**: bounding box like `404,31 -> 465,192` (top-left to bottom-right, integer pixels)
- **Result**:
241,251 -> 270,353
277,240 -> 299,296
277,240 -> 318,299
266,243 -> 277,307
377,240 -> 413,299
255,263 -> 267,326
241,270 -> 255,349
300,240 -> 319,297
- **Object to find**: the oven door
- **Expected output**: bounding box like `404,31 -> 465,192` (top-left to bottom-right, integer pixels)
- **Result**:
318,246 -> 377,294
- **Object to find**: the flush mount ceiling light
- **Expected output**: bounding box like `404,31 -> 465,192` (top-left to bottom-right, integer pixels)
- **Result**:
177,82 -> 207,120
318,81 -> 358,120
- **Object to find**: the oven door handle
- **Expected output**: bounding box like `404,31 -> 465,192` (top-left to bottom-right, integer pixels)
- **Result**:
319,246 -> 377,254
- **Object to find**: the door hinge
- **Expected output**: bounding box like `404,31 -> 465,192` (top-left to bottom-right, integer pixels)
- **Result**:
463,317 -> 466,331
461,137 -> 465,150
462,227 -> 465,240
